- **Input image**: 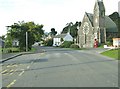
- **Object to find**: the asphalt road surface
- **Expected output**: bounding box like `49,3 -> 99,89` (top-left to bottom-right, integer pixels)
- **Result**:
1,47 -> 118,87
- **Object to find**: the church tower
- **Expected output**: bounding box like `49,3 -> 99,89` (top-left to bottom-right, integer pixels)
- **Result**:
93,0 -> 106,43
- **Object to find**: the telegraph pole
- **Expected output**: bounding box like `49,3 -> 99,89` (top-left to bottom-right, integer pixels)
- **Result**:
26,32 -> 28,52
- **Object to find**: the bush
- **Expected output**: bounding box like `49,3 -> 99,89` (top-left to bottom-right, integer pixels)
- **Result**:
44,39 -> 53,46
70,44 -> 79,49
60,41 -> 73,48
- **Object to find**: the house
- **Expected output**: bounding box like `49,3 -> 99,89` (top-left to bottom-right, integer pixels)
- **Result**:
113,38 -> 120,47
77,0 -> 118,48
53,33 -> 73,46
12,39 -> 19,47
0,38 -> 5,48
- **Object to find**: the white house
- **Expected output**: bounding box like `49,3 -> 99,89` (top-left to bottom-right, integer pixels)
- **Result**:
0,38 -> 5,48
53,33 -> 73,46
104,38 -> 120,49
12,39 -> 19,47
113,38 -> 120,47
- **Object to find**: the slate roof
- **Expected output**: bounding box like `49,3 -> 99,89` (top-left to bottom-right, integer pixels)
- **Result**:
54,34 -> 66,38
105,16 -> 118,32
85,13 -> 118,33
86,13 -> 94,26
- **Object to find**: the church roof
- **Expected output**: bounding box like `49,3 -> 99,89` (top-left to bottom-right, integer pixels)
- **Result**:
105,16 -> 118,32
85,13 -> 118,33
86,13 -> 94,26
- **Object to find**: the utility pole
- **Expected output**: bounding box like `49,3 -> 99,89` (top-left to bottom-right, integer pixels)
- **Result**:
26,32 -> 28,52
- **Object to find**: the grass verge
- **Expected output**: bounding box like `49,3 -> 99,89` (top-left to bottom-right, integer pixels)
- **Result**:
2,47 -> 36,53
30,47 -> 36,52
2,47 -> 20,53
101,48 -> 119,60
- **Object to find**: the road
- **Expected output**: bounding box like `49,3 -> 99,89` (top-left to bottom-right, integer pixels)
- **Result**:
1,47 -> 118,87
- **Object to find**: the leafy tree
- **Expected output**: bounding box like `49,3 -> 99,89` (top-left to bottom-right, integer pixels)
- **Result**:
50,28 -> 57,36
61,21 -> 81,38
6,21 -> 44,51
1,35 -> 5,40
5,33 -> 12,47
44,39 -> 53,46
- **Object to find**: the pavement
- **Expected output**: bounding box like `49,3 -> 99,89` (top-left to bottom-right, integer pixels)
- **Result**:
0,46 -> 45,63
80,48 -> 110,54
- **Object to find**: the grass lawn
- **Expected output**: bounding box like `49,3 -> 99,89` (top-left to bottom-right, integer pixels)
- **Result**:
0,47 -> 2,53
101,49 -> 119,60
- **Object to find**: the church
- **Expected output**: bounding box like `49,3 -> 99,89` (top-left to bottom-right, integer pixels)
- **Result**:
77,0 -> 118,48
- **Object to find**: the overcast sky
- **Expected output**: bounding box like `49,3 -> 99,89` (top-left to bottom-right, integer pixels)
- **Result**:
0,0 -> 119,36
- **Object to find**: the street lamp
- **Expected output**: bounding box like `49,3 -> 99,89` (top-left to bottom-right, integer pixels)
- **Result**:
77,23 -> 80,44
26,32 -> 28,52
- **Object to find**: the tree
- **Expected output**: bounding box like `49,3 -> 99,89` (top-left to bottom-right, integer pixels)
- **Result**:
1,35 -> 5,40
5,33 -> 12,47
6,21 -> 44,51
50,28 -> 57,36
61,21 -> 81,38
44,39 -> 53,46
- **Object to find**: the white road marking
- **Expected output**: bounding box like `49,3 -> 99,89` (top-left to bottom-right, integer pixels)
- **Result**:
9,73 -> 13,75
54,53 -> 61,58
27,66 -> 30,69
7,80 -> 16,88
64,53 -> 78,61
19,71 -> 24,76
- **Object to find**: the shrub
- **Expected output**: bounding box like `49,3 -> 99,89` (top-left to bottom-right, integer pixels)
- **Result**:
70,44 -> 79,49
60,41 -> 73,48
44,39 -> 53,46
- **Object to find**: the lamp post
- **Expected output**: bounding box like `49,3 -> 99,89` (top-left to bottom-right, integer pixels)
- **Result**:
77,23 -> 80,44
26,32 -> 28,52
